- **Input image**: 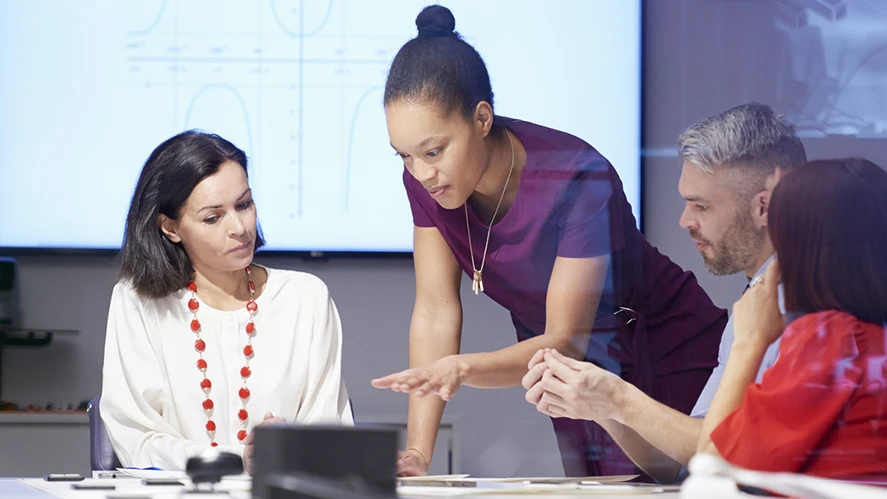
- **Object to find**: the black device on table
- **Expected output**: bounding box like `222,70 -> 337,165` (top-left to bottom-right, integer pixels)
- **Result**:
251,424 -> 399,499
181,425 -> 399,498
71,483 -> 116,490
44,474 -> 84,482
186,448 -> 245,486
142,478 -> 185,486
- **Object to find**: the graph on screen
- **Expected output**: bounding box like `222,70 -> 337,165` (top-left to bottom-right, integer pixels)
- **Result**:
0,0 -> 641,251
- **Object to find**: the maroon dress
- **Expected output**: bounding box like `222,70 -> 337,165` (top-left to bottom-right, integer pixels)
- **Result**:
404,117 -> 727,479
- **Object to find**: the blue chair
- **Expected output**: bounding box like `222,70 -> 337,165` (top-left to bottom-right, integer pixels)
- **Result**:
87,394 -> 122,471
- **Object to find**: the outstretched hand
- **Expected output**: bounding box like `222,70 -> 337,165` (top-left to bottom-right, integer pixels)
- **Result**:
371,356 -> 466,401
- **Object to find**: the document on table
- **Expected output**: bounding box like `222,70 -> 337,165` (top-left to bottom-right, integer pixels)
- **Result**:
115,468 -> 251,482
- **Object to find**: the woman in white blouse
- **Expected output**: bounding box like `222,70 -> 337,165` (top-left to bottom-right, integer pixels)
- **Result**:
100,130 -> 353,472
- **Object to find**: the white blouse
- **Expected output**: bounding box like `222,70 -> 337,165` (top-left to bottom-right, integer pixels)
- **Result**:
100,267 -> 353,470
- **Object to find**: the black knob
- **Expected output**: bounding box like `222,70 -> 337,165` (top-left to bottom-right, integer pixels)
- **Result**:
186,449 -> 244,485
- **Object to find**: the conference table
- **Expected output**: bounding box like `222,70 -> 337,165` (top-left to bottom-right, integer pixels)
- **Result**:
1,476 -> 684,499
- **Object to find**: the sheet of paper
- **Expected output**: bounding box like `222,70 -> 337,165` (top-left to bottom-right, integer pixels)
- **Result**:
399,483 -> 666,496
398,485 -> 480,497
497,475 -> 639,484
114,468 -> 251,482
115,468 -> 188,480
398,474 -> 471,482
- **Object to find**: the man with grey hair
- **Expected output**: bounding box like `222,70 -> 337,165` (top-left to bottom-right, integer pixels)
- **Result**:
677,102 -> 806,278
678,102 -> 805,414
522,102 -> 807,483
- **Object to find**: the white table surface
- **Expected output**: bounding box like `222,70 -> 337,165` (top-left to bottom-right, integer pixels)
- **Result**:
4,477 -> 683,499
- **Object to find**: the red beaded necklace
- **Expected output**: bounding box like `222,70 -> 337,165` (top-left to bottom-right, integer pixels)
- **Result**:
187,266 -> 258,446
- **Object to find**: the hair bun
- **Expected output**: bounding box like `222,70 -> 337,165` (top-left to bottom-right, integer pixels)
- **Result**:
415,5 -> 457,38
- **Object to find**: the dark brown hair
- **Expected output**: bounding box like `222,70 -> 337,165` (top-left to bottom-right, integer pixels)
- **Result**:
769,158 -> 887,324
119,130 -> 265,299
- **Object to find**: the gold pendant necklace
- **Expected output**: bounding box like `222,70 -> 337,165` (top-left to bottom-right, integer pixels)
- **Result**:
465,129 -> 515,296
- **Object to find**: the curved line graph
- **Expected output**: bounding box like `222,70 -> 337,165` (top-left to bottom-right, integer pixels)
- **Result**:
183,83 -> 255,160
269,0 -> 334,38
127,0 -> 167,36
127,0 -> 333,38
343,86 -> 383,212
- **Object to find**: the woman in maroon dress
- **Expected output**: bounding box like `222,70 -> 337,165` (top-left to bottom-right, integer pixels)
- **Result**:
371,5 -> 727,479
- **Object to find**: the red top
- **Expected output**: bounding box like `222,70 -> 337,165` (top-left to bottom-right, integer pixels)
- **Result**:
711,310 -> 887,478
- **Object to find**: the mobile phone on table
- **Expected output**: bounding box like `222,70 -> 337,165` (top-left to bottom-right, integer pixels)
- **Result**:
72,483 -> 116,490
141,478 -> 185,486
44,474 -> 84,482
